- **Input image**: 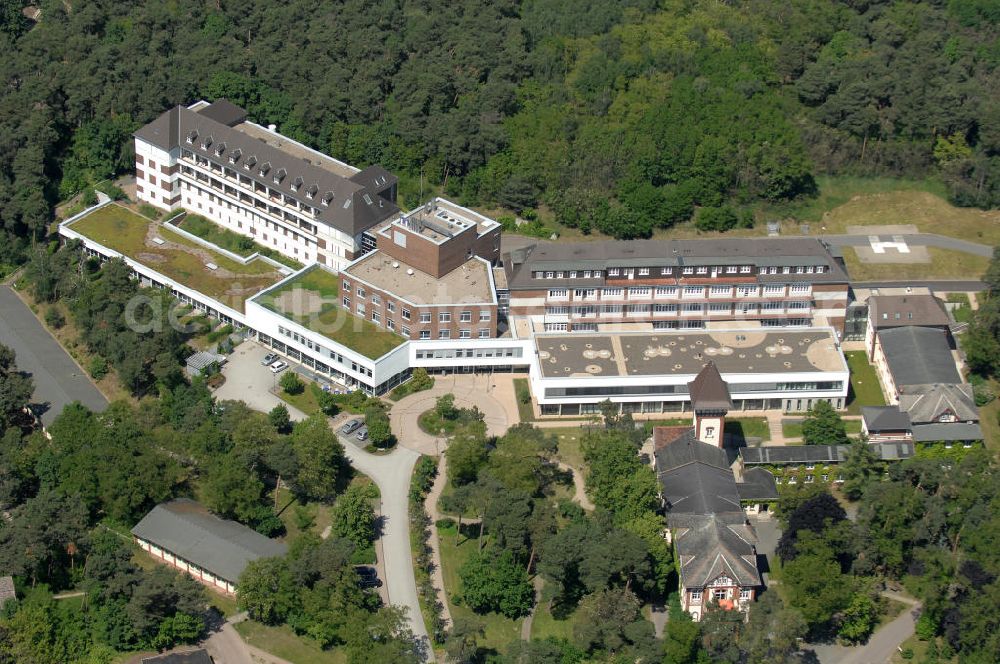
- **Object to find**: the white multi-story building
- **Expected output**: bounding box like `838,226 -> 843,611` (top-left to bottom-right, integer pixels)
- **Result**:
134,99 -> 399,271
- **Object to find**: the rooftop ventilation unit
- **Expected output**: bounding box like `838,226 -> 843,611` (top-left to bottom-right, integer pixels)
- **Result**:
406,268 -> 414,276
392,262 -> 400,269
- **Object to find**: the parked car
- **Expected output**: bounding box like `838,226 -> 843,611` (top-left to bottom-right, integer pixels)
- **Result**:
269,360 -> 288,374
341,418 -> 362,435
355,566 -> 382,588
261,352 -> 278,366
355,426 -> 369,442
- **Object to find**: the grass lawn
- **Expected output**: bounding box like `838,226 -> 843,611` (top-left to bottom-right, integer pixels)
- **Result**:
69,203 -> 283,310
513,378 -> 534,421
177,214 -> 303,269
978,389 -> 1000,452
548,426 -> 592,471
946,292 -> 975,324
782,419 -> 862,439
790,179 -> 1000,246
530,595 -> 579,642
769,175 -> 949,226
276,383 -> 323,416
235,620 -> 346,664
255,265 -> 405,360
845,351 -> 887,414
725,417 -> 770,442
843,246 -> 989,282
418,409 -> 467,436
436,521 -> 524,650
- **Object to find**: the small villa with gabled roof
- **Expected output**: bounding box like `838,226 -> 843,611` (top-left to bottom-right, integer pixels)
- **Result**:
652,362 -> 777,621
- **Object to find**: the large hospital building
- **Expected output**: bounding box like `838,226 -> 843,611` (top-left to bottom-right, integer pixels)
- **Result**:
60,99 -> 851,415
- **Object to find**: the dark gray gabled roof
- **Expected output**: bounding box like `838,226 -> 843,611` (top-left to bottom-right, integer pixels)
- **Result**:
131,499 -> 286,585
672,514 -> 761,589
194,99 -> 247,126
878,326 -> 960,387
862,406 -> 911,431
134,102 -> 399,237
911,423 -> 983,442
502,237 -> 849,290
899,383 -> 978,424
688,362 -> 732,412
654,429 -> 730,470
655,434 -> 743,514
869,295 -> 951,330
736,468 -> 779,501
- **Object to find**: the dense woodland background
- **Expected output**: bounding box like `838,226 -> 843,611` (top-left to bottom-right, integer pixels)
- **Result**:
0,0 -> 999,263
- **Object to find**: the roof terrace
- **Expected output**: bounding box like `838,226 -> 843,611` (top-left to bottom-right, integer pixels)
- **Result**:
535,328 -> 845,379
252,265 -> 406,360
66,204 -> 285,312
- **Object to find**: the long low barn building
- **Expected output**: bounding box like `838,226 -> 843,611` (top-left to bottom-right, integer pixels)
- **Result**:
132,499 -> 287,594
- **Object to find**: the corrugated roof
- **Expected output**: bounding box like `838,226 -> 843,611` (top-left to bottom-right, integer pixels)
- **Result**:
878,327 -> 960,387
740,442 -> 915,464
131,499 -> 286,584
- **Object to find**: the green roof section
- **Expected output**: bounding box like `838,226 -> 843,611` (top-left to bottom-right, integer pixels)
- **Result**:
253,264 -> 406,360
68,203 -> 285,313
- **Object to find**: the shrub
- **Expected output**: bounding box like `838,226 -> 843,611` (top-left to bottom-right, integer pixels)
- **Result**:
45,307 -> 65,329
280,371 -> 304,395
82,189 -> 99,207
694,205 -> 739,232
138,203 -> 162,220
516,382 -> 531,405
88,356 -> 109,380
96,181 -> 127,201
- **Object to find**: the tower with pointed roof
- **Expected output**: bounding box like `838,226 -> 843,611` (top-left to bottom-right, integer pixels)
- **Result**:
688,362 -> 732,448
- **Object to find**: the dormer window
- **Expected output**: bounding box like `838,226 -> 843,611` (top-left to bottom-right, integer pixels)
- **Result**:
201,135 -> 213,150
244,155 -> 257,170
214,142 -> 226,157
186,130 -> 198,144
229,148 -> 241,164
258,162 -> 270,177
305,184 -> 318,200
273,168 -> 286,184
291,176 -> 303,192
321,192 -> 333,207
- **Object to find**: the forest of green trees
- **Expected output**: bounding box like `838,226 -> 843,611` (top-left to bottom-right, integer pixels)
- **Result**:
0,0 -> 998,267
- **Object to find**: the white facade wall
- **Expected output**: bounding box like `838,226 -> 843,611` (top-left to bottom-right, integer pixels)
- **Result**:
135,139 -> 180,211
245,297 -> 411,392
139,137 -> 364,272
